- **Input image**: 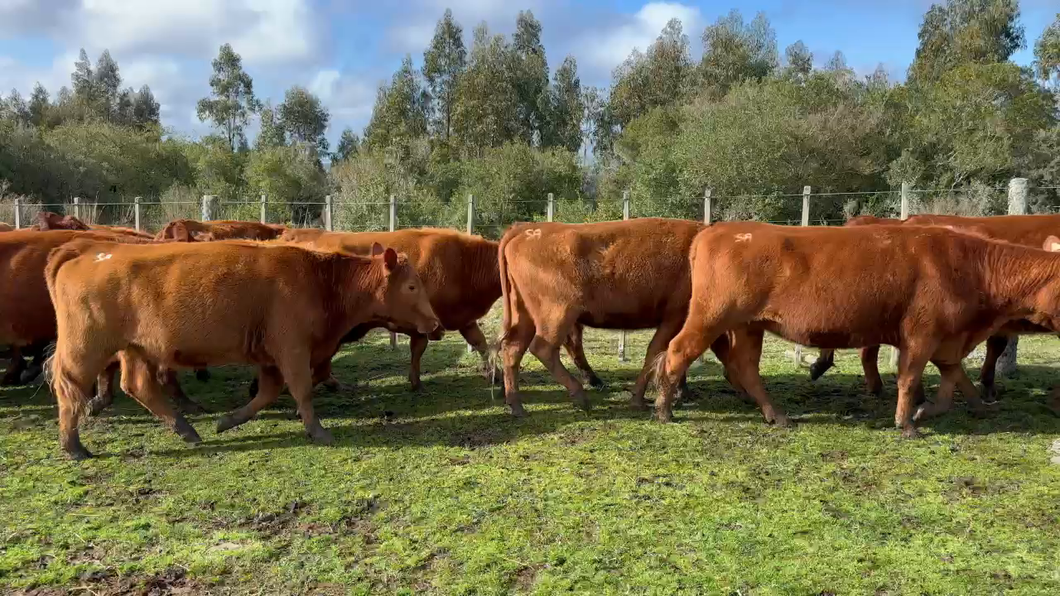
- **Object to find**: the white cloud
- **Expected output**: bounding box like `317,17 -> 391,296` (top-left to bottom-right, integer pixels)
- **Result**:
577,2 -> 701,75
308,68 -> 376,124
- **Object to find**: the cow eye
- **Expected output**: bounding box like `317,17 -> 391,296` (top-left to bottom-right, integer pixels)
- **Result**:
407,284 -> 416,292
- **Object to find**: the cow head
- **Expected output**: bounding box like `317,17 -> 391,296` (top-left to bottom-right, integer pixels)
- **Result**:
371,241 -> 442,337
37,211 -> 90,231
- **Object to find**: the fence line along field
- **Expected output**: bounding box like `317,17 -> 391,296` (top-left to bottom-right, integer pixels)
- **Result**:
2,197 -> 1060,594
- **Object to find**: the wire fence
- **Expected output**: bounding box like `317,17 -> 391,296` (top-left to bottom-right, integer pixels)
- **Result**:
3,179 -> 1057,238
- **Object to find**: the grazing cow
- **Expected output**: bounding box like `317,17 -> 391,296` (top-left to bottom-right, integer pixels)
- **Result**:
811,213 -> 1060,401
497,218 -> 707,416
156,219 -> 286,242
0,223 -> 13,233
45,239 -> 441,459
271,227 -> 610,398
33,211 -> 154,240
653,222 -> 1060,438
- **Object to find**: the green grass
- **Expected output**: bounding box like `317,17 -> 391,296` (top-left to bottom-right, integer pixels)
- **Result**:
3,314 -> 1060,595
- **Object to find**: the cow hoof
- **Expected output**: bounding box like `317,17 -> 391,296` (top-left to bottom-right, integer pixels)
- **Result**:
900,426 -> 922,440
195,369 -> 211,382
630,397 -> 649,411
969,402 -> 998,419
174,419 -> 202,444
865,383 -> 883,397
980,384 -> 997,403
307,426 -> 334,445
22,367 -> 43,383
574,397 -> 591,413
88,398 -> 110,417
655,408 -> 674,423
215,414 -> 240,434
508,403 -> 527,418
912,403 -> 935,422
65,445 -> 94,461
322,378 -> 342,392
808,360 -> 832,381
770,414 -> 794,428
409,381 -> 423,393
588,376 -> 606,390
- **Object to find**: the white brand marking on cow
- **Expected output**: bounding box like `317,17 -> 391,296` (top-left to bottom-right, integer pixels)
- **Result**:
524,228 -> 543,240
734,233 -> 752,242
1050,242 -> 1060,253
94,253 -> 112,262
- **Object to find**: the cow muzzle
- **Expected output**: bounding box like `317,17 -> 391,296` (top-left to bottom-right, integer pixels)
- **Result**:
419,320 -> 443,338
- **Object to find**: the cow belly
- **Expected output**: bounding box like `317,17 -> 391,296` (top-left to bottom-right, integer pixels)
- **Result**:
758,321 -> 895,350
577,310 -> 665,331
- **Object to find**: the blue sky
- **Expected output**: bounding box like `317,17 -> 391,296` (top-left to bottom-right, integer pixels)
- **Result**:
0,0 -> 1056,148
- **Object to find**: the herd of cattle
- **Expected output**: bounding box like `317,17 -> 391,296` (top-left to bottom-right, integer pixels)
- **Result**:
3,209 -> 1060,460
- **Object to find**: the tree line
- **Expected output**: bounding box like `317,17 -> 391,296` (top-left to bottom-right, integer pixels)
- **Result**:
1,0 -> 1059,230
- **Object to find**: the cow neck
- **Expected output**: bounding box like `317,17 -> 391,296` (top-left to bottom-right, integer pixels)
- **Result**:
327,254 -> 383,332
982,241 -> 1060,318
469,239 -> 502,296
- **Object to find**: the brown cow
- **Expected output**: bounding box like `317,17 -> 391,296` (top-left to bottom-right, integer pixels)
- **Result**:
653,222 -> 1060,438
498,218 -> 707,416
34,211 -> 155,240
811,213 -> 1060,401
156,219 -> 286,242
45,238 -> 441,459
278,228 -> 608,394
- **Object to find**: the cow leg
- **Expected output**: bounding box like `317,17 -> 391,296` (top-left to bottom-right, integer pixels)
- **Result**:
283,362 -> 333,445
631,319 -> 684,410
979,334 -> 1008,403
809,349 -> 835,381
859,345 -> 884,396
1,346 -> 27,386
562,324 -> 605,390
723,327 -> 790,426
120,353 -> 200,444
913,362 -> 958,422
217,366 -> 283,433
89,360 -> 121,416
21,342 -> 48,383
894,346 -> 933,439
501,320 -> 534,417
459,323 -> 501,382
313,360 -> 342,392
162,370 -> 208,415
408,333 -> 428,391
655,317 -> 726,423
195,368 -> 211,382
528,324 -> 589,412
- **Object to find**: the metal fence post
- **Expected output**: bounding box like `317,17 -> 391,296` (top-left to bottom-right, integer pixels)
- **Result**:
618,190 -> 630,362
201,195 -> 214,221
389,193 -> 398,349
73,196 -> 80,220
793,186 -> 811,366
703,188 -> 712,224
134,196 -> 141,231
998,178 -> 1029,377
324,195 -> 333,231
13,197 -> 20,229
901,181 -> 910,220
260,194 -> 267,224
547,192 -> 554,222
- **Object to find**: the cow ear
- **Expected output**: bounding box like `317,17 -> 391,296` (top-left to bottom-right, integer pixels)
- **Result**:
1044,235 -> 1060,253
37,212 -> 51,230
384,247 -> 398,271
371,242 -> 385,257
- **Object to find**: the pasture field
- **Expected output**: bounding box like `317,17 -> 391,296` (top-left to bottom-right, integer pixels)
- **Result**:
3,315 -> 1060,595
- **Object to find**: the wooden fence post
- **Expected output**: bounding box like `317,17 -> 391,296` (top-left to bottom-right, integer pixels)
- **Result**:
794,186 -> 811,366
13,197 -> 20,229
466,193 -> 475,353
547,192 -> 554,222
998,178 -> 1029,377
901,181 -> 910,220
703,188 -> 712,224
260,194 -> 267,224
134,197 -> 141,231
201,195 -> 214,221
389,194 -> 398,350
618,190 -> 630,362
324,195 -> 333,231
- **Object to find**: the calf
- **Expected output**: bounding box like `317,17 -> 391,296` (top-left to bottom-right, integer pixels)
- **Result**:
811,213 -> 1060,400
654,222 -> 1060,438
156,219 -> 286,242
498,218 -> 706,416
45,239 -> 441,459
278,228 -> 605,393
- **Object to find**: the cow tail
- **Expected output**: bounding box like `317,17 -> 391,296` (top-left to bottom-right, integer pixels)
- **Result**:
489,227 -> 519,393
43,246 -> 92,428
